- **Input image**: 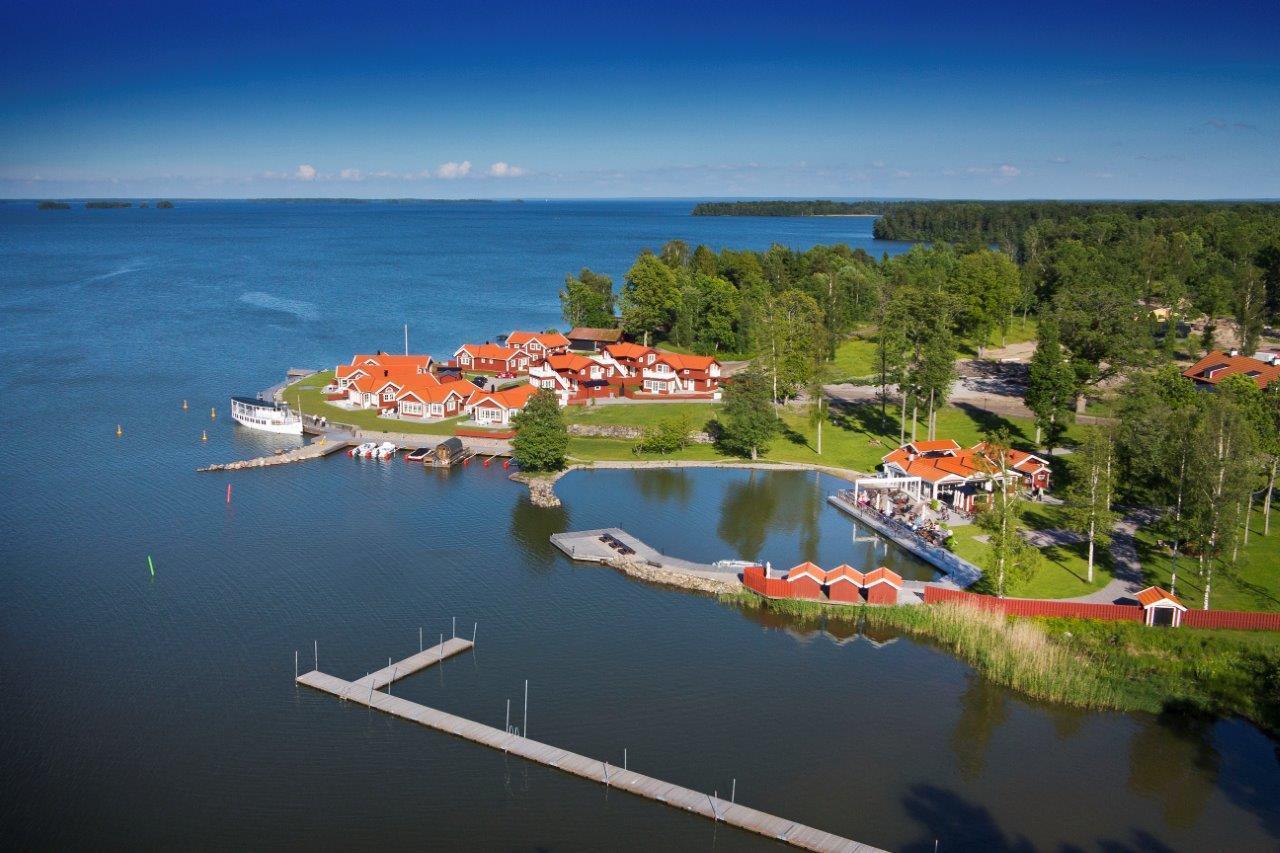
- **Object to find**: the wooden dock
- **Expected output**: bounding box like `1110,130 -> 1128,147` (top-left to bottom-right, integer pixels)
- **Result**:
551,528 -> 741,586
297,639 -> 882,853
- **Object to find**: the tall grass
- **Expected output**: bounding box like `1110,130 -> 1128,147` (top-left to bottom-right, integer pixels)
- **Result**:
720,593 -> 1280,730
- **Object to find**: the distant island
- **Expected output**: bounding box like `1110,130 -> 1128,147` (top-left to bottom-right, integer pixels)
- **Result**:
692,200 -> 885,217
156,200 -> 174,208
37,200 -> 71,210
692,198 -> 1280,247
85,200 -> 132,209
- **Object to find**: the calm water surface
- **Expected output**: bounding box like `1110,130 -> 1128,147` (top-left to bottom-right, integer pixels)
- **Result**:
2,201 -> 1278,850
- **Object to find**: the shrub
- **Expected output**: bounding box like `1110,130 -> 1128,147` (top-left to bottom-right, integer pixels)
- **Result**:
634,415 -> 691,454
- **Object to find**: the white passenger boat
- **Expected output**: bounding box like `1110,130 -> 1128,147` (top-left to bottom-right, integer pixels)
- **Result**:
230,396 -> 303,435
713,559 -> 759,571
349,441 -> 377,458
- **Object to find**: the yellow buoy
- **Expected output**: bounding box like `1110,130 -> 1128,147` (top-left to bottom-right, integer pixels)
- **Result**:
116,424 -> 123,437
210,406 -> 217,420
201,430 -> 208,442
182,399 -> 188,410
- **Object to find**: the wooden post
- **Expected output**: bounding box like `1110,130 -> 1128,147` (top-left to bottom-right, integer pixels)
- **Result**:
453,616 -> 456,638
314,640 -> 318,672
624,748 -> 627,770
731,778 -> 736,803
505,699 -> 510,733
523,679 -> 528,739
294,650 -> 298,680
472,622 -> 477,643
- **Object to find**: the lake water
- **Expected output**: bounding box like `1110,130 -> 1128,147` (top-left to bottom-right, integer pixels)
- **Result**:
2,200 -> 1278,850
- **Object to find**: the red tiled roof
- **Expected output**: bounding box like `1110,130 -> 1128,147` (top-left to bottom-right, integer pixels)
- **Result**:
655,351 -> 719,371
397,379 -> 476,404
1135,586 -> 1185,609
350,353 -> 433,368
785,561 -> 826,582
508,330 -> 570,348
1182,350 -> 1280,388
545,353 -> 596,373
826,564 -> 865,586
606,342 -> 654,361
469,382 -> 539,411
881,440 -> 1050,484
863,567 -> 903,588
456,343 -> 524,362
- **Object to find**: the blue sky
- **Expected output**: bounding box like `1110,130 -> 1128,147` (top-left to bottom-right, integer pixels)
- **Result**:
2,0 -> 1277,199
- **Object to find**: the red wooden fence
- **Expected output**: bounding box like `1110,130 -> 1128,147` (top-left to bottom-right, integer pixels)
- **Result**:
1183,610 -> 1280,631
924,586 -> 1143,622
924,586 -> 1280,631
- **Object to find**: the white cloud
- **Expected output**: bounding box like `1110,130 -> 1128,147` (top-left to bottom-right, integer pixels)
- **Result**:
339,168 -> 363,181
436,160 -> 472,179
997,164 -> 1021,178
488,161 -> 526,177
295,164 -> 317,181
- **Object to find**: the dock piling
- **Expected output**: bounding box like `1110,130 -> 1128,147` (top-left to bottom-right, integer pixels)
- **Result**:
294,650 -> 298,680
314,640 -> 318,672
505,699 -> 510,733
523,679 -> 529,739
419,627 -> 423,652
624,748 -> 627,770
452,616 -> 456,638
732,778 -> 736,803
472,622 -> 477,643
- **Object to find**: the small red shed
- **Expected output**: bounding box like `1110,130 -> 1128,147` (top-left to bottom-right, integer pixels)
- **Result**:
784,562 -> 826,600
862,567 -> 903,605
826,564 -> 866,603
1135,586 -> 1186,627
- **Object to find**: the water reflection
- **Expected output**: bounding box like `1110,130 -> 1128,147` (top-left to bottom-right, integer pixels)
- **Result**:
1128,715 -> 1219,828
508,496 -> 568,568
628,468 -> 693,507
717,469 -> 822,563
950,676 -> 1011,780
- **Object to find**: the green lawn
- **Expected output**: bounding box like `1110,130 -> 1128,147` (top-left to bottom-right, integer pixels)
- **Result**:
282,371 -> 463,436
566,401 -> 720,429
830,332 -> 880,381
1135,505 -> 1280,612
948,503 -> 1113,599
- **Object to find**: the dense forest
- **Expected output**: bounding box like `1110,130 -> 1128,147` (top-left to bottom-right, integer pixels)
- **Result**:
692,200 -> 886,216
84,200 -> 132,209
37,200 -> 70,210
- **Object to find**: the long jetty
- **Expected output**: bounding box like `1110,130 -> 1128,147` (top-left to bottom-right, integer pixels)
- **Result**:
296,636 -> 881,852
827,492 -> 981,587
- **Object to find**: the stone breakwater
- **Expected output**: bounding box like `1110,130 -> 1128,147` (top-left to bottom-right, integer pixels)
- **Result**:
508,472 -> 562,507
198,440 -> 351,472
607,556 -> 740,595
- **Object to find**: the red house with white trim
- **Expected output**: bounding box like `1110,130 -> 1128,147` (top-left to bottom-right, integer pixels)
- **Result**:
507,330 -> 571,360
454,343 -> 531,375
464,382 -> 540,427
395,380 -> 477,421
640,352 -> 722,397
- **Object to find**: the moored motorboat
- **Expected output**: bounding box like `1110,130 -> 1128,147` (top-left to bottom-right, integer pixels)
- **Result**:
349,441 -> 377,457
404,447 -> 430,463
373,441 -> 397,459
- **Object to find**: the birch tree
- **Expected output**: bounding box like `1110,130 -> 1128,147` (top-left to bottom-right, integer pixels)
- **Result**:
1063,426 -> 1119,583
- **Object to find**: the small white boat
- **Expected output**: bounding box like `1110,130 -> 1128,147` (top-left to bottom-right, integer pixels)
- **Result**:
231,396 -> 303,435
349,441 -> 377,458
713,559 -> 759,570
373,442 -> 397,459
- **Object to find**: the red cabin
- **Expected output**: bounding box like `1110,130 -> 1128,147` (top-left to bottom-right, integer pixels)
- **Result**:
784,562 -> 825,600
825,564 -> 866,603
862,567 -> 903,605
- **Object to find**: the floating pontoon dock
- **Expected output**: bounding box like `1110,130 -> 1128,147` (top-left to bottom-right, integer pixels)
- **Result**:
296,635 -> 881,852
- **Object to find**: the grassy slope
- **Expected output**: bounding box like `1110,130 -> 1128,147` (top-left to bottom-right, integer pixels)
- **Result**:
1135,505 -> 1280,612
282,371 -> 463,436
724,594 -> 1280,733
